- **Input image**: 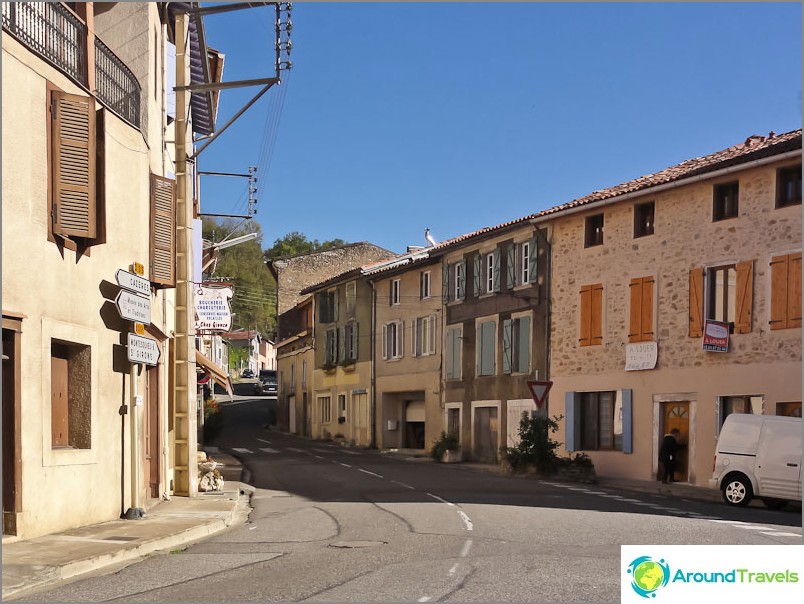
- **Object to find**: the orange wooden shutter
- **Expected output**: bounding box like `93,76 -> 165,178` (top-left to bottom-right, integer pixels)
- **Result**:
641,277 -> 654,341
788,253 -> 802,328
629,278 -> 642,343
51,91 -> 96,238
591,284 -> 603,345
579,285 -> 592,346
150,174 -> 176,286
770,255 -> 788,330
734,261 -> 753,334
689,268 -> 704,337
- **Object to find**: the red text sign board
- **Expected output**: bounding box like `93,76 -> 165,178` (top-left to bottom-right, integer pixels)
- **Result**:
526,380 -> 553,409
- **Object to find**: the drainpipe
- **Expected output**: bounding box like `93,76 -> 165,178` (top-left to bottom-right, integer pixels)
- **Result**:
369,280 -> 377,449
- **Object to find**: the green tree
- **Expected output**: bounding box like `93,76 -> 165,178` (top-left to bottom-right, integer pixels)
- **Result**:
264,231 -> 348,260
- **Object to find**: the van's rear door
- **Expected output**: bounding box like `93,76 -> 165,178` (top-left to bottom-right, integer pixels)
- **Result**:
755,419 -> 802,501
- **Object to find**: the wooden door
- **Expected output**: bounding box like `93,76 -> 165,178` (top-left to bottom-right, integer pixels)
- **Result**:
473,406 -> 499,463
145,366 -> 160,499
662,402 -> 690,482
51,346 -> 70,447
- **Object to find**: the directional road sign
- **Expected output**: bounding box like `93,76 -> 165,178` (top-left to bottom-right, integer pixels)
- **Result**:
115,290 -> 151,324
127,333 -> 160,366
116,268 -> 150,296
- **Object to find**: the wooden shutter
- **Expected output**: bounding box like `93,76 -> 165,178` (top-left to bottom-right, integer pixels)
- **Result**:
507,244 -> 516,289
338,327 -> 345,362
517,316 -> 530,373
564,392 -> 580,452
770,253 -> 802,330
352,323 -> 359,359
457,260 -> 466,300
629,277 -> 654,342
580,284 -> 603,346
734,261 -> 753,334
473,254 -> 481,296
51,91 -> 96,238
492,248 -> 501,292
150,174 -> 176,286
415,318 -> 423,357
527,236 -> 538,283
446,329 -> 455,379
689,268 -> 704,337
381,324 -> 388,360
621,389 -> 633,454
443,263 -> 451,303
502,319 -> 513,374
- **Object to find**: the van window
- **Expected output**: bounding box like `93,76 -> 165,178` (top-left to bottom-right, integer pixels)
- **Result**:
717,395 -> 763,433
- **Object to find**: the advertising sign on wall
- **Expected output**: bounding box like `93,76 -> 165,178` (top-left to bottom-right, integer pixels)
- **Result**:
703,320 -> 730,352
194,286 -> 234,331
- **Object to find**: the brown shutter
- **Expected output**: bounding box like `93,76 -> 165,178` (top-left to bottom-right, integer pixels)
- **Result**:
150,174 -> 176,286
689,268 -> 704,337
51,91 -> 96,238
641,277 -> 654,341
770,255 -> 788,330
591,283 -> 603,345
788,253 -> 802,328
734,261 -> 753,334
629,278 -> 642,343
579,285 -> 592,346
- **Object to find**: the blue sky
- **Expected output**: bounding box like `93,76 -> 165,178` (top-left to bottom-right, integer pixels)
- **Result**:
199,2 -> 802,254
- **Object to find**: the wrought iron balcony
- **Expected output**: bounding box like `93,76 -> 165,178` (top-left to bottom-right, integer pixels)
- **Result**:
2,2 -> 141,128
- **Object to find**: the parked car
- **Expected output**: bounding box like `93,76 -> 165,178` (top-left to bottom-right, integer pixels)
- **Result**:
709,414 -> 802,508
242,368 -> 254,378
254,369 -> 278,396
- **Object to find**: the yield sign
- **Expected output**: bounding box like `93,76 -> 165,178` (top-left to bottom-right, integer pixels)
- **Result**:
526,380 -> 553,409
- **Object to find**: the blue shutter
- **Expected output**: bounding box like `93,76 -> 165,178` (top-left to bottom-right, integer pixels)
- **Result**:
446,329 -> 455,379
621,389 -> 633,454
473,254 -> 481,296
443,263 -> 450,303
457,260 -> 466,300
502,319 -> 512,374
492,249 -> 501,292
565,391 -> 579,452
528,236 -> 538,284
518,316 -> 531,373
507,244 -> 516,289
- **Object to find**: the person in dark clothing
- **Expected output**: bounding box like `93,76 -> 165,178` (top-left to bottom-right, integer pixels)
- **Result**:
658,428 -> 680,483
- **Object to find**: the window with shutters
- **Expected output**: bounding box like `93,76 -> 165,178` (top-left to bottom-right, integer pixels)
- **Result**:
420,271 -> 431,299
579,284 -> 604,346
48,88 -> 101,248
344,321 -> 359,361
345,281 -> 356,316
318,395 -> 332,424
318,291 -> 338,324
391,279 -> 401,305
713,182 -> 739,221
50,340 -> 91,449
445,326 -> 462,380
699,262 -> 753,334
629,277 -> 655,342
381,320 -> 403,360
503,315 -> 531,374
414,315 -> 436,357
578,391 -> 621,451
770,252 -> 802,330
453,260 -> 466,301
150,174 -> 176,286
476,320 -> 496,376
776,164 -> 802,208
585,213 -> 604,247
634,201 -> 655,237
324,328 -> 338,367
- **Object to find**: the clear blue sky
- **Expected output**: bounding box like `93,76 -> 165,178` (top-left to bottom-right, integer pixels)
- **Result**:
199,2 -> 802,255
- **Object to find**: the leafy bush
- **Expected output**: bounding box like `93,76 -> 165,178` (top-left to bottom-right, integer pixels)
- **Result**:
503,412 -> 564,473
430,431 -> 460,461
203,399 -> 223,443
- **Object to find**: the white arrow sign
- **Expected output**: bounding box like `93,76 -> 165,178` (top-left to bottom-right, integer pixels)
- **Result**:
127,333 -> 160,366
115,290 -> 151,324
116,269 -> 150,296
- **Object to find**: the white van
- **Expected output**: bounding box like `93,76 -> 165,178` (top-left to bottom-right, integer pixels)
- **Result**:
709,414 -> 802,508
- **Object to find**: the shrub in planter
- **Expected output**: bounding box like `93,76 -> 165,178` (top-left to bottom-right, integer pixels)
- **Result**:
203,399 -> 223,443
430,431 -> 460,462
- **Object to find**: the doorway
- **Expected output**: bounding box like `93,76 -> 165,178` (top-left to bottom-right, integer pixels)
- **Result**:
473,405 -> 499,463
145,365 -> 160,500
404,400 -> 425,449
661,401 -> 690,482
288,395 -> 296,433
2,319 -> 22,535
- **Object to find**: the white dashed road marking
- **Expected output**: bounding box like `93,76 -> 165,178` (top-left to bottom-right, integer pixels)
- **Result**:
232,448 -> 253,454
358,468 -> 383,478
458,511 -> 473,531
257,438 -> 272,444
460,539 -> 473,557
427,493 -> 455,506
259,448 -> 278,454
392,480 -> 416,490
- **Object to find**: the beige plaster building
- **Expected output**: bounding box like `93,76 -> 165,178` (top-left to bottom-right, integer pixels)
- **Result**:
537,130 -> 802,486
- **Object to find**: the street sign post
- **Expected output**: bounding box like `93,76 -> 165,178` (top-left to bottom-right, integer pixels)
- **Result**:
115,268 -> 151,296
127,333 -> 160,366
115,290 -> 151,324
526,380 -> 553,409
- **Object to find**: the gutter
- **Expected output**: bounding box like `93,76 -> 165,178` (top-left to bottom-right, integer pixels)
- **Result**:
528,149 -> 802,224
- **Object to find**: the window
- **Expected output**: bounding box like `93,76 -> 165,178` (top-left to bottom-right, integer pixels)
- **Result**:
50,340 -> 91,449
382,320 -> 403,360
414,315 -> 436,357
585,213 -> 604,247
628,276 -> 654,342
486,252 -> 495,293
344,321 -> 359,361
706,264 -> 736,324
717,395 -> 762,432
318,290 -> 338,323
506,238 -> 538,289
776,164 -> 802,208
420,271 -> 431,299
476,320 -> 496,376
776,402 -> 802,417
445,326 -> 462,380
521,241 -> 531,284
301,360 -> 307,388
447,407 -> 460,439
634,201 -> 655,237
580,391 -> 620,450
454,261 -> 466,300
325,328 -> 338,366
713,182 -> 739,221
391,279 -> 401,305
503,316 -> 530,374
770,253 -> 802,330
579,283 -> 603,346
566,390 -> 632,453
49,89 -> 97,243
338,393 -> 347,421
319,395 -> 332,423
290,362 -> 295,386
345,281 -> 356,316
692,262 -> 752,335
150,174 -> 176,286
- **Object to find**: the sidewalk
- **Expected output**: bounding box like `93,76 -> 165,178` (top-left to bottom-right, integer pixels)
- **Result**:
1,451 -> 249,601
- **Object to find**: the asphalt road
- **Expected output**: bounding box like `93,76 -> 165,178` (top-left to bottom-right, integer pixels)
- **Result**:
25,398 -> 803,602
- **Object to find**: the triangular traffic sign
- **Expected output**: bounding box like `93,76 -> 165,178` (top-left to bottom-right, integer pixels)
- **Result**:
526,380 -> 553,409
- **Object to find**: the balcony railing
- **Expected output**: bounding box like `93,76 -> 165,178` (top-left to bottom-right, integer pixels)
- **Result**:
3,2 -> 141,128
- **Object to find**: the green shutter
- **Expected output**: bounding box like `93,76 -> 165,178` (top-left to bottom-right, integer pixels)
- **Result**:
507,244 -> 516,289
518,316 -> 531,373
528,236 -> 538,284
457,260 -> 466,300
502,319 -> 512,374
473,254 -> 481,296
443,263 -> 451,303
492,249 -> 501,292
